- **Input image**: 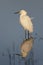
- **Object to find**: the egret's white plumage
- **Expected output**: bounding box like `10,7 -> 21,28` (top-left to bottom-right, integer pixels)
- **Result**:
15,10 -> 33,38
19,10 -> 33,33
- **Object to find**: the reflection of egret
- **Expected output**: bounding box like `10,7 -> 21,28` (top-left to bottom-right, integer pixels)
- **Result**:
20,37 -> 34,58
15,37 -> 34,58
15,10 -> 33,39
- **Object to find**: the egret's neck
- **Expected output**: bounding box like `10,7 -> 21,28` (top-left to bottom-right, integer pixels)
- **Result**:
20,14 -> 27,20
20,14 -> 25,19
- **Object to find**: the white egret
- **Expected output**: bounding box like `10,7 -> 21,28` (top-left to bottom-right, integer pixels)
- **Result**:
15,10 -> 33,39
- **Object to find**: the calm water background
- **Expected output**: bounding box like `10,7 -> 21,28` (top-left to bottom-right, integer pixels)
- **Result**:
0,0 -> 43,65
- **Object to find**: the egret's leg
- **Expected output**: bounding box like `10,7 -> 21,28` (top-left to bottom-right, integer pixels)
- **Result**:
28,31 -> 29,39
25,30 -> 26,39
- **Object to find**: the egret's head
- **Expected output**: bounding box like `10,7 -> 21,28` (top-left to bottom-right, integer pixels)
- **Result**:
15,10 -> 27,15
20,10 -> 27,15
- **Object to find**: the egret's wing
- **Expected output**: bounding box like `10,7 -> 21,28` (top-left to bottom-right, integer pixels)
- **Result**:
20,15 -> 33,32
25,15 -> 33,32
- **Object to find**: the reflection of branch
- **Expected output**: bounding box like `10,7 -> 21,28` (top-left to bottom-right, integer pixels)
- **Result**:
16,54 -> 21,56
7,48 -> 12,65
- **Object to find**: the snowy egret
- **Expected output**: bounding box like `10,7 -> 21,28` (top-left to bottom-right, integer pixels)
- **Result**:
15,10 -> 33,39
